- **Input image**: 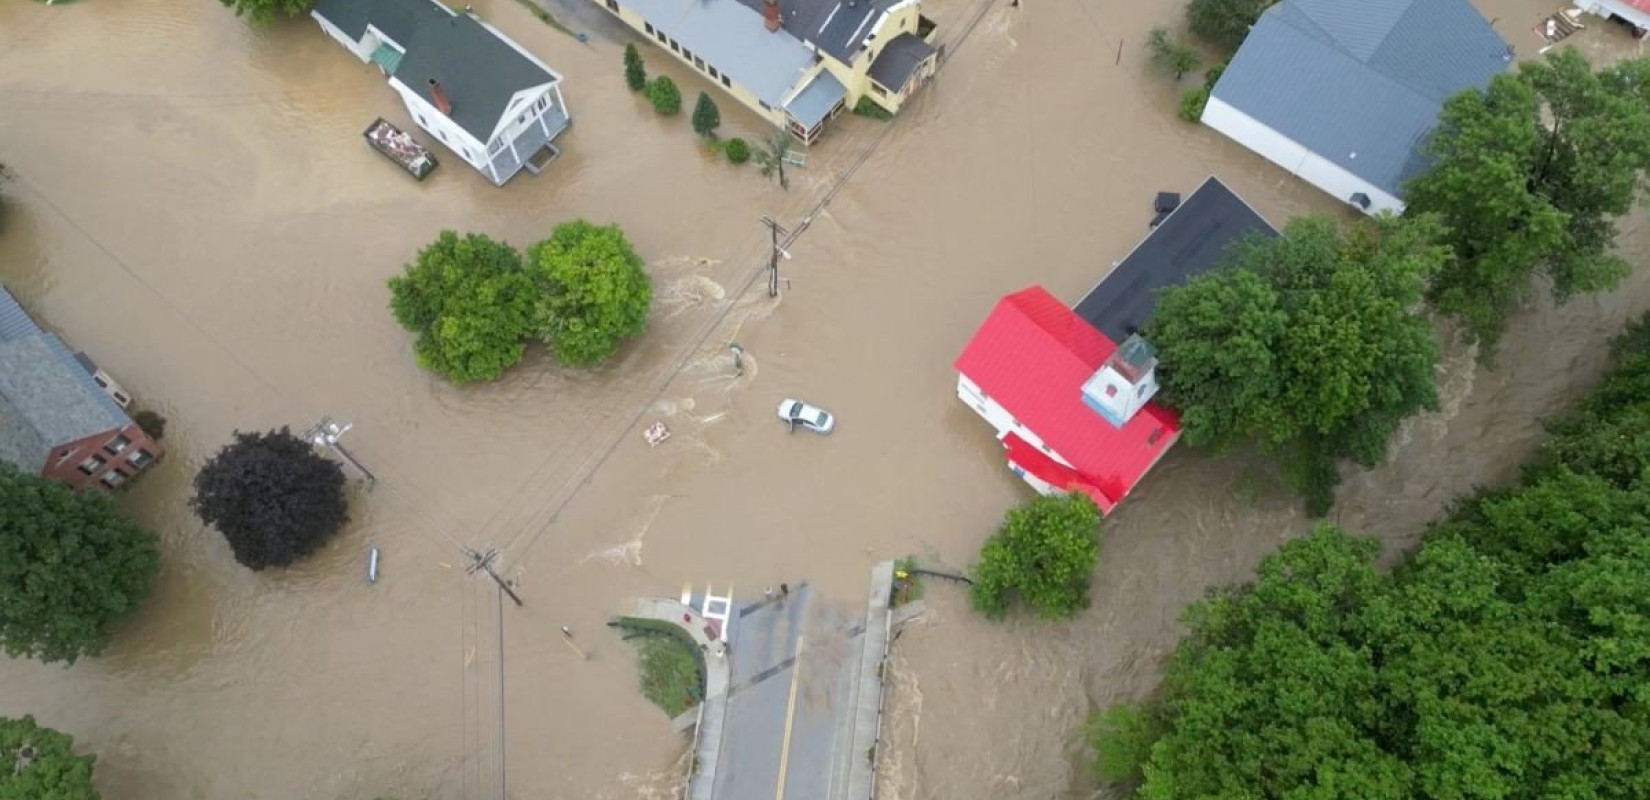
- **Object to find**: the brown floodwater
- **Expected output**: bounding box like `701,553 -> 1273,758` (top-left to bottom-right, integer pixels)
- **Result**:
0,0 -> 1645,798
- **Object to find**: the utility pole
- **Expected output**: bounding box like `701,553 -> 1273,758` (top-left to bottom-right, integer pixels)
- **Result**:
302,416 -> 377,485
760,215 -> 792,298
466,547 -> 524,608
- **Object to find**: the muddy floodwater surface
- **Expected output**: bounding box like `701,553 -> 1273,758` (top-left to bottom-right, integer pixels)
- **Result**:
1,0 -> 1646,798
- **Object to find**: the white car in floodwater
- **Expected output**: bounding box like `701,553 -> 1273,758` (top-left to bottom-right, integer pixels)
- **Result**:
777,399 -> 835,434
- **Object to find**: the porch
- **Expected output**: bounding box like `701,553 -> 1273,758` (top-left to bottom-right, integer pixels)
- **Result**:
486,103 -> 570,185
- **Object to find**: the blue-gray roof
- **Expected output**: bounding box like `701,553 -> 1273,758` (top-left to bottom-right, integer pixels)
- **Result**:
0,287 -> 131,473
621,0 -> 816,107
785,70 -> 847,129
314,0 -> 558,142
1210,0 -> 1510,197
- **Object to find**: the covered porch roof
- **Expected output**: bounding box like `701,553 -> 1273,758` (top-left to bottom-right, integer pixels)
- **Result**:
784,70 -> 847,129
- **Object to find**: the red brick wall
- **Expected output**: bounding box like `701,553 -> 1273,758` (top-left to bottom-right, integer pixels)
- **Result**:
39,423 -> 165,492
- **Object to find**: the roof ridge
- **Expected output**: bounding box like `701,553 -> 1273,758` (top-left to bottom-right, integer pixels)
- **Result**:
1266,4 -> 1448,114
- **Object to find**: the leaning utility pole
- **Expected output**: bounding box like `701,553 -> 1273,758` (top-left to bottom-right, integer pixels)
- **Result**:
760,215 -> 792,298
302,416 -> 377,484
465,547 -> 524,608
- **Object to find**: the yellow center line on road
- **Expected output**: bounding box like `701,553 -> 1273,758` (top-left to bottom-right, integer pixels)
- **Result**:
774,636 -> 805,800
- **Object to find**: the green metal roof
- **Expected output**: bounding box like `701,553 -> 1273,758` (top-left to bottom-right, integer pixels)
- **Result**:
370,42 -> 404,75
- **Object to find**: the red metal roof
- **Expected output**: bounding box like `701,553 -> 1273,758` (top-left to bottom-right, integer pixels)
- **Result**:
954,286 -> 1181,511
1627,0 -> 1650,13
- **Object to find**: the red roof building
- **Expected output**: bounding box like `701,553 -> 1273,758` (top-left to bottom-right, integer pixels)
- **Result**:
953,287 -> 1180,514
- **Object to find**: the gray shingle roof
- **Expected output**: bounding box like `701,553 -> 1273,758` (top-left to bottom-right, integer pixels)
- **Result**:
619,0 -> 816,107
868,32 -> 933,92
315,0 -> 558,143
785,70 -> 847,128
735,0 -> 904,65
0,288 -> 130,473
1210,0 -> 1510,197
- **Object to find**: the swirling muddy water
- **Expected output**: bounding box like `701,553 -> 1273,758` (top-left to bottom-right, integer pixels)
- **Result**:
1,0 -> 1645,798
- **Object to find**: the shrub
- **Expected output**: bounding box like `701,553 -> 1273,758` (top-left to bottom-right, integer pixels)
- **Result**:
723,137 -> 751,164
191,428 -> 350,571
853,96 -> 893,121
1178,87 -> 1209,122
969,493 -> 1101,619
132,409 -> 167,441
1086,704 -> 1154,784
691,91 -> 721,137
1146,26 -> 1202,80
1186,0 -> 1276,52
645,76 -> 681,115
623,43 -> 646,92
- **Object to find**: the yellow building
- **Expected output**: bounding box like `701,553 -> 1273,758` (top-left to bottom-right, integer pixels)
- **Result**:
594,0 -> 939,143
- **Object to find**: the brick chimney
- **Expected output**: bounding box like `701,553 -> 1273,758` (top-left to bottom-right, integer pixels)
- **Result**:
427,78 -> 453,116
763,0 -> 781,32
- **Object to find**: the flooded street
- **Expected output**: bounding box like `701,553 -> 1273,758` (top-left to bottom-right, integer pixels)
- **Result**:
1,0 -> 1646,798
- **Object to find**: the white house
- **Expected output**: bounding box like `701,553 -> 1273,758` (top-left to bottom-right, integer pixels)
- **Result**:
313,0 -> 571,186
1201,0 -> 1510,215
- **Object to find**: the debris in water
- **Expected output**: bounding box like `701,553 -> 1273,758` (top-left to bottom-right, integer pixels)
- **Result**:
644,420 -> 671,446
366,545 -> 381,583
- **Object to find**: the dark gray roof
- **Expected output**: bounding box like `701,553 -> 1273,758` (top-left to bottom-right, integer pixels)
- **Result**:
0,288 -> 130,472
868,32 -> 934,91
1073,178 -> 1277,342
1210,0 -> 1510,197
735,0 -> 903,64
315,0 -> 558,142
618,0 -> 815,106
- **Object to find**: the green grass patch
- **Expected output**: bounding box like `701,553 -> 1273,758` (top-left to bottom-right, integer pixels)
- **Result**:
892,556 -> 923,607
613,617 -> 706,718
853,97 -> 894,121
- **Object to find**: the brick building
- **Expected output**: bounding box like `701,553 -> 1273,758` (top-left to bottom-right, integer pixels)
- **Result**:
0,286 -> 163,491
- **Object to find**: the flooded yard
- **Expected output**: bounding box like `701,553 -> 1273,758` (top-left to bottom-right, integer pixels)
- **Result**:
0,0 -> 1645,798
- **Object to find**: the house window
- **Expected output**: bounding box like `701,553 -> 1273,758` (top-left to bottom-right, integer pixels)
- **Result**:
104,435 -> 131,455
656,30 -> 667,44
1147,428 -> 1164,446
417,115 -> 428,127
693,56 -> 705,71
721,74 -> 732,89
759,100 -> 771,110
129,450 -> 155,469
462,146 -> 472,160
1137,383 -> 1149,397
101,470 -> 127,488
605,0 -> 618,11
78,455 -> 105,475
871,83 -> 887,97
681,47 -> 694,62
708,65 -> 719,80
1104,384 -> 1118,398
645,22 -> 654,35
669,38 -> 679,53
537,95 -> 549,111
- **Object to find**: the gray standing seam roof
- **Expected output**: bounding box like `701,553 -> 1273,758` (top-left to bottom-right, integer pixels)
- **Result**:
735,0 -> 904,65
1073,177 -> 1277,343
1209,0 -> 1510,197
868,32 -> 934,91
618,0 -> 816,107
785,70 -> 847,129
314,0 -> 558,143
0,287 -> 130,473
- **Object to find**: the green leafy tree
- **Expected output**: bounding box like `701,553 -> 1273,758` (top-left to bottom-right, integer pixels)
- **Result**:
525,220 -> 652,367
387,230 -> 535,384
970,493 -> 1101,620
723,137 -> 751,164
191,428 -> 350,571
645,76 -> 681,115
0,716 -> 98,800
1147,213 -> 1448,514
1087,704 -> 1155,784
1146,27 -> 1202,80
691,92 -> 721,137
0,462 -> 159,665
1406,50 -> 1650,355
623,43 -> 647,92
1185,0 -> 1276,51
750,129 -> 793,190
218,0 -> 312,24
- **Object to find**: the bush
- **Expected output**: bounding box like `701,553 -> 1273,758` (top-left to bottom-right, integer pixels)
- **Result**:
1146,26 -> 1202,80
1186,0 -> 1276,52
645,76 -> 681,115
623,43 -> 646,92
969,493 -> 1101,619
387,230 -> 535,384
853,96 -> 893,121
525,220 -> 653,367
723,137 -> 751,164
0,462 -> 159,664
0,716 -> 99,800
191,428 -> 350,571
132,408 -> 167,441
1086,704 -> 1154,784
691,91 -> 721,137
1178,87 -> 1209,122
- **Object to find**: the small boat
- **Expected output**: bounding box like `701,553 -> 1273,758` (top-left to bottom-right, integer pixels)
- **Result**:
363,118 -> 437,180
366,545 -> 381,583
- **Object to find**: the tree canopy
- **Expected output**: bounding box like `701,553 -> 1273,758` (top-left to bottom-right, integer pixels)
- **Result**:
1185,0 -> 1275,52
0,462 -> 159,664
1103,311 -> 1650,800
388,230 -> 536,384
623,43 -> 647,92
1405,50 -> 1650,355
1147,213 -> 1448,514
218,0 -> 312,24
525,220 -> 653,367
191,428 -> 349,571
970,493 -> 1101,619
0,716 -> 99,800
692,92 -> 721,137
